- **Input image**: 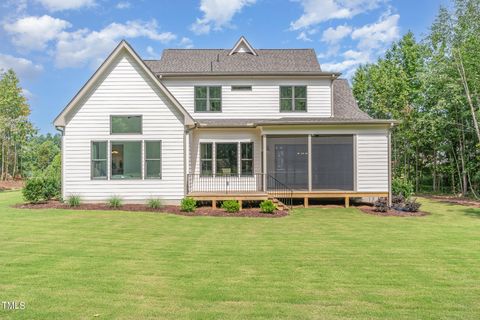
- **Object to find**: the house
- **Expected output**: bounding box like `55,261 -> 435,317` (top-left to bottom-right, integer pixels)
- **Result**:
54,37 -> 394,208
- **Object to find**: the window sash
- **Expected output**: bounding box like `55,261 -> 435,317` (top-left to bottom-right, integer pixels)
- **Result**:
145,141 -> 162,179
195,86 -> 222,112
200,143 -> 213,176
280,86 -> 307,112
110,115 -> 142,134
91,141 -> 107,179
215,143 -> 238,176
241,142 -> 254,176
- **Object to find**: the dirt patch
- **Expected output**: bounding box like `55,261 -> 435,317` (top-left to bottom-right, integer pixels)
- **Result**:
424,195 -> 480,208
14,201 -> 288,218
357,205 -> 429,217
0,180 -> 24,191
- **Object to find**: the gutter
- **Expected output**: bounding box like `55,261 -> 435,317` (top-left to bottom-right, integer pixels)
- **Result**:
157,72 -> 342,78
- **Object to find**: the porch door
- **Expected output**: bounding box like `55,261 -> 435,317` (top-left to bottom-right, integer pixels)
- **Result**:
267,136 -> 308,190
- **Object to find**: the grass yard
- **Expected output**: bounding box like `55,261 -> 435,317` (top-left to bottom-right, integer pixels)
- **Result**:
0,191 -> 479,319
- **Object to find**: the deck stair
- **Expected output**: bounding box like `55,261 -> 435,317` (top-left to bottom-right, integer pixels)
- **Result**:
268,196 -> 290,211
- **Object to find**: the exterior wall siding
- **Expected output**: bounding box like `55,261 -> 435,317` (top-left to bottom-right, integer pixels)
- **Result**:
356,133 -> 389,192
163,79 -> 332,119
63,53 -> 186,203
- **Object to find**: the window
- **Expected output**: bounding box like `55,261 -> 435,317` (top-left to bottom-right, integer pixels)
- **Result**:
91,141 -> 107,179
231,85 -> 252,91
216,143 -> 238,176
280,86 -> 307,112
241,142 -> 253,176
195,86 -> 222,112
111,115 -> 142,134
200,143 -> 213,176
145,141 -> 161,179
111,141 -> 142,179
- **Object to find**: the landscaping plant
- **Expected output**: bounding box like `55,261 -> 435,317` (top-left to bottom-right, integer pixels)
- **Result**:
221,200 -> 240,213
180,197 -> 196,212
22,176 -> 60,203
147,198 -> 163,209
108,196 -> 123,208
392,178 -> 414,198
373,197 -> 388,213
66,195 -> 81,207
403,198 -> 421,212
260,200 -> 276,214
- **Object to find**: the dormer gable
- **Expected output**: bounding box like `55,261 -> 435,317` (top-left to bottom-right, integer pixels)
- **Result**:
228,36 -> 257,56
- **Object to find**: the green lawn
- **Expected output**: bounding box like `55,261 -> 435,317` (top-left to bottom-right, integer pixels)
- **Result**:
0,191 -> 479,319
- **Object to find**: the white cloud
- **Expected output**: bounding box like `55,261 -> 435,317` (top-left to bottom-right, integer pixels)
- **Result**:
0,53 -> 43,79
116,1 -> 131,9
321,25 -> 352,43
191,0 -> 256,35
35,0 -> 95,11
55,20 -> 176,68
351,13 -> 400,50
290,0 -> 383,30
4,15 -> 71,51
179,37 -> 194,49
297,28 -> 318,42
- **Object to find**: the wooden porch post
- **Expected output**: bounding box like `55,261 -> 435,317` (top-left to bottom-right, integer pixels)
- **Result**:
262,134 -> 267,192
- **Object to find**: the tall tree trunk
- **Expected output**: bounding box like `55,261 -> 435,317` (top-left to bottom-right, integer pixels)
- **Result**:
458,135 -> 468,196
433,143 -> 437,192
455,50 -> 480,144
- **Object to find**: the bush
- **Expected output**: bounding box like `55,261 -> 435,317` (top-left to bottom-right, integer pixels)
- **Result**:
108,196 -> 123,208
392,178 -> 414,198
403,198 -> 421,212
180,197 -> 196,212
147,198 -> 163,209
374,197 -> 388,212
67,195 -> 81,207
260,200 -> 276,214
221,200 -> 240,213
22,176 -> 60,203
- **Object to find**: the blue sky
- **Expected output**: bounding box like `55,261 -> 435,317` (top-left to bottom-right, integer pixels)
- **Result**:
0,0 -> 449,133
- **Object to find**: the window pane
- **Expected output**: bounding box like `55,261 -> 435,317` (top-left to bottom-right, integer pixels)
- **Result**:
92,160 -> 107,178
111,116 -> 142,134
146,160 -> 161,178
294,86 -> 307,99
216,143 -> 238,176
241,143 -> 253,159
195,99 -> 207,111
241,160 -> 253,176
280,99 -> 292,111
201,143 -> 212,159
280,86 -> 292,99
201,160 -> 212,176
210,100 -> 221,111
146,141 -> 161,159
92,141 -> 107,160
111,141 -> 141,179
195,86 -> 207,99
295,99 -> 307,111
209,86 -> 221,99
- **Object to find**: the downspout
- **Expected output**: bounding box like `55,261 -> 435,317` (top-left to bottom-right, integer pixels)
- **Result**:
55,126 -> 65,201
388,124 -> 393,206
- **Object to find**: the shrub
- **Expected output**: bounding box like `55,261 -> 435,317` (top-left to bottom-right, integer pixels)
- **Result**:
181,197 -> 196,212
147,198 -> 163,209
374,197 -> 388,213
392,178 -> 414,198
108,196 -> 123,208
260,200 -> 276,214
403,198 -> 421,212
67,195 -> 81,207
22,176 -> 60,203
221,200 -> 240,213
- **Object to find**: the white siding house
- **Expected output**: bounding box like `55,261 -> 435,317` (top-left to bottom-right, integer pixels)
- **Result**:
55,37 -> 395,206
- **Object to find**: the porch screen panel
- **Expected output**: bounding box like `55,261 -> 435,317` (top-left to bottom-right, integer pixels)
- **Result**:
312,135 -> 354,190
267,136 -> 308,189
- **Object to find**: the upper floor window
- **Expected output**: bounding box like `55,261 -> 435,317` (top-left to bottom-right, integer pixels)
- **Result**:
111,115 -> 142,134
280,86 -> 307,112
195,86 -> 222,112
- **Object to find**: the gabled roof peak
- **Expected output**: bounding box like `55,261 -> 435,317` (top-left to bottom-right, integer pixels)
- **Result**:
229,36 -> 257,56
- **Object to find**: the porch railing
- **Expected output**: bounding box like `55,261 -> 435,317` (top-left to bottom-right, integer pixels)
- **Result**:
187,173 -> 264,194
266,174 -> 294,209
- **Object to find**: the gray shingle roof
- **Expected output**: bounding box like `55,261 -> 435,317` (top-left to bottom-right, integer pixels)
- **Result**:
194,79 -> 384,127
144,49 -> 322,74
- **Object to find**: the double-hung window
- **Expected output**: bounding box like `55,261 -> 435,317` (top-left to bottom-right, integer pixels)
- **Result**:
145,141 -> 162,179
91,141 -> 107,179
195,86 -> 222,112
200,143 -> 213,176
241,142 -> 253,176
280,86 -> 307,112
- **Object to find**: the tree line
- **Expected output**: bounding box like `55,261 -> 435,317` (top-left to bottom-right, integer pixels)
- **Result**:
352,0 -> 480,197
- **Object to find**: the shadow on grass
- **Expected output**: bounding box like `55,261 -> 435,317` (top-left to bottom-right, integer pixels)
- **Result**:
463,208 -> 480,218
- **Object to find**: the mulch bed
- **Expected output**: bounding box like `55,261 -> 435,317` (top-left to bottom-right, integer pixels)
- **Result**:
0,180 -> 24,191
14,201 -> 288,218
357,205 -> 429,217
424,195 -> 480,208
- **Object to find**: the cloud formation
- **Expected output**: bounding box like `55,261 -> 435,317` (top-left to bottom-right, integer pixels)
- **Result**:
35,0 -> 95,11
0,53 -> 43,79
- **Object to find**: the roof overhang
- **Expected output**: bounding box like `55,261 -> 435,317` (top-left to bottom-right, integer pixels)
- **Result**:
53,40 -> 195,128
157,72 -> 342,79
195,119 -> 398,129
